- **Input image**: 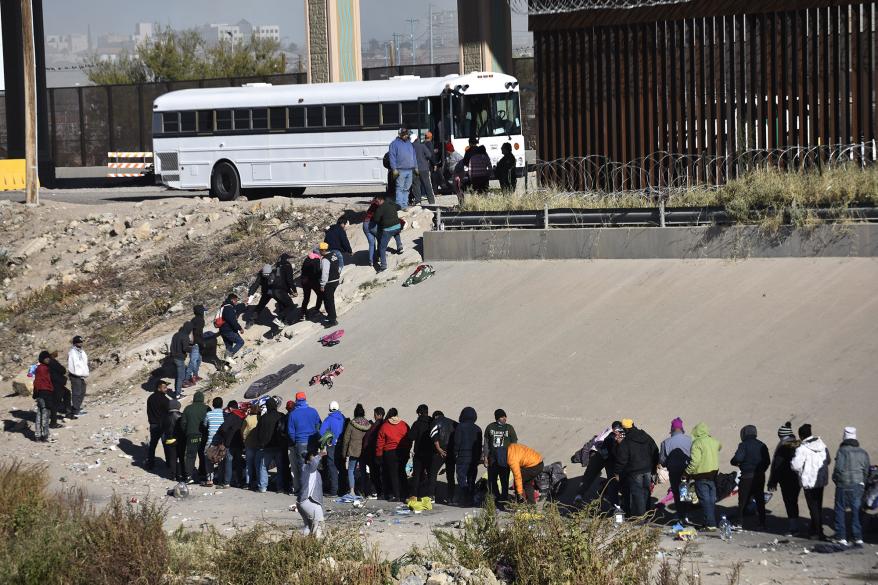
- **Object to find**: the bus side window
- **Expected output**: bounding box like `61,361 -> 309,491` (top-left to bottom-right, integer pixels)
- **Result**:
401,101 -> 419,130
343,105 -> 361,127
163,112 -> 179,133
252,108 -> 269,130
234,109 -> 251,130
289,107 -> 306,129
363,103 -> 380,127
381,103 -> 401,127
180,111 -> 196,133
269,107 -> 286,130
197,110 -> 213,132
324,105 -> 342,127
306,106 -> 323,128
216,110 -> 232,131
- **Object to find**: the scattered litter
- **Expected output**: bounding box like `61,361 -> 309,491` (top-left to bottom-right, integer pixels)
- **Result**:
319,329 -> 345,347
402,263 -> 435,287
309,363 -> 344,389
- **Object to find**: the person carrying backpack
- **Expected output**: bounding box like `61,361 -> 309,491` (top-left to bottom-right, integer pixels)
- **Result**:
32,351 -> 57,441
429,410 -> 456,504
495,142 -> 517,191
483,409 -> 518,506
216,294 -> 245,364
730,425 -> 771,529
463,139 -> 492,193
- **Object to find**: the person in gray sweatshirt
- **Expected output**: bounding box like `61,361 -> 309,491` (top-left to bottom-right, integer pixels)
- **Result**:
659,417 -> 692,523
832,426 -> 870,546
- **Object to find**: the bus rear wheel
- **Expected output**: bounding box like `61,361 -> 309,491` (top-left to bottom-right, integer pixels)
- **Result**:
211,161 -> 241,202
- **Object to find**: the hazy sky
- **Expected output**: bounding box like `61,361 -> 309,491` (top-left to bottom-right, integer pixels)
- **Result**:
41,0 -> 532,47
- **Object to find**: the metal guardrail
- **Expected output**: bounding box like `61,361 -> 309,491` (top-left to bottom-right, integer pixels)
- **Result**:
434,206 -> 878,230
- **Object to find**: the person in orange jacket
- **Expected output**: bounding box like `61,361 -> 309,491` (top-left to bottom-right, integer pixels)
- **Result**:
507,442 -> 544,504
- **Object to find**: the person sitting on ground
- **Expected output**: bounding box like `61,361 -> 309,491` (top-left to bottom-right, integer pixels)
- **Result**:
768,422 -> 802,537
730,424 -> 771,529
341,403 -> 372,497
202,397 -> 225,487
299,248 -> 324,321
32,351 -> 57,442
318,243 -> 341,328
483,409 -> 518,507
613,419 -> 659,518
371,193 -> 403,273
298,442 -> 327,537
832,426 -> 870,547
659,418 -> 692,524
573,421 -> 621,506
145,380 -> 171,470
218,294 -> 245,364
323,216 -> 353,273
507,442 -> 544,505
685,422 -> 722,529
495,142 -> 517,192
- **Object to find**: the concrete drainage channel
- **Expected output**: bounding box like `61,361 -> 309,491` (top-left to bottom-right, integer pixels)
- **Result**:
424,208 -> 878,260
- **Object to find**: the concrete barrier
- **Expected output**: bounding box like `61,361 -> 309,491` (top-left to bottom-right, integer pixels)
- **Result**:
423,224 -> 878,260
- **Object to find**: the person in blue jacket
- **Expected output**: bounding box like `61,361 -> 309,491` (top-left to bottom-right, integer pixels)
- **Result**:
323,216 -> 353,272
218,294 -> 244,363
320,400 -> 345,497
287,391 -> 321,495
388,128 -> 417,210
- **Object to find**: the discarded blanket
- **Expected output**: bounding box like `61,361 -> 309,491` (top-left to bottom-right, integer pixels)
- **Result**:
244,363 -> 303,399
319,329 -> 345,347
309,363 -> 344,389
402,264 -> 435,287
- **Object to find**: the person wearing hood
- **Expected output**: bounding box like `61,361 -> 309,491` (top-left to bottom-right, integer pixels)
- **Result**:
362,407 -> 386,498
768,422 -> 802,536
218,294 -> 245,363
170,322 -> 194,398
161,399 -> 185,481
145,380 -> 171,470
429,410 -> 457,504
324,216 -> 353,272
255,397 -> 285,493
685,422 -> 722,528
483,409 -> 518,506
507,442 -> 544,504
214,400 -> 246,488
66,335 -> 89,418
318,243 -> 341,328
613,419 -> 659,517
791,424 -> 832,540
32,351 -> 56,441
319,401 -> 345,497
288,392 -> 322,495
408,404 -> 436,499
832,426 -> 870,546
182,390 -> 210,484
299,248 -> 324,321
659,418 -> 692,523
185,305 -> 208,385
376,408 -> 411,502
730,425 -> 771,529
341,403 -> 372,497
453,406 -> 482,506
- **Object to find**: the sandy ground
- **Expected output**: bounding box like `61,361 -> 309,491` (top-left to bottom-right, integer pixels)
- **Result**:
2,236 -> 878,582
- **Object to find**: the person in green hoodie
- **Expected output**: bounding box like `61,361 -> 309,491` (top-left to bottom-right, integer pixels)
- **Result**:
685,422 -> 722,528
182,391 -> 210,484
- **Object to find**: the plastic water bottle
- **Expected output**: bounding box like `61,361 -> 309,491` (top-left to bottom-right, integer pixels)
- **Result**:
679,483 -> 688,502
613,505 -> 625,526
719,515 -> 732,541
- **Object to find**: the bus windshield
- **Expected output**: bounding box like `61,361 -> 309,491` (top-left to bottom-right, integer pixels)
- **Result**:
452,92 -> 521,139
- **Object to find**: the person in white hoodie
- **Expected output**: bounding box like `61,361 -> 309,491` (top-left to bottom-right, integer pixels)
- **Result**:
66,335 -> 89,418
791,423 -> 831,541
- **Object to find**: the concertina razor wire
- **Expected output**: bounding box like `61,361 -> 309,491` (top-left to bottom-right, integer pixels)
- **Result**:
508,0 -> 693,16
530,142 -> 878,196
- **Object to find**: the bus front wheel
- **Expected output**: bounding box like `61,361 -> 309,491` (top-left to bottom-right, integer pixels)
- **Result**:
211,161 -> 241,202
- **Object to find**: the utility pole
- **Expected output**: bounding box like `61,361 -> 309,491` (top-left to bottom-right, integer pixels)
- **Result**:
405,18 -> 419,64
428,5 -> 434,65
21,0 -> 39,205
392,33 -> 402,67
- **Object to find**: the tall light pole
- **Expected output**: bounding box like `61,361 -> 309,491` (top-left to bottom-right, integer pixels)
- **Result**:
428,5 -> 434,65
405,18 -> 419,65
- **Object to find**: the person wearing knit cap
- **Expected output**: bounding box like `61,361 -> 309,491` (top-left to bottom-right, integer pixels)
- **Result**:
659,417 -> 692,523
792,424 -> 832,540
730,425 -> 771,529
621,419 -> 634,430
832,426 -> 870,546
768,421 -> 802,536
613,420 -> 659,517
319,243 -> 341,328
482,408 -> 518,507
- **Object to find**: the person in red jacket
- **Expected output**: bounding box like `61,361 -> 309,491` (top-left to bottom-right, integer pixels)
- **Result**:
32,351 -> 57,442
376,407 -> 410,502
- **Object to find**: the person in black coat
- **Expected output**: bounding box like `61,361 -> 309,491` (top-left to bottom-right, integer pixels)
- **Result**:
255,398 -> 284,493
169,323 -> 193,398
299,249 -> 324,320
145,380 -> 171,469
731,424 -> 771,529
613,421 -> 659,517
161,400 -> 185,481
323,217 -> 353,272
453,406 -> 482,506
768,422 -> 802,536
218,294 -> 245,361
407,404 -> 434,499
47,351 -> 69,421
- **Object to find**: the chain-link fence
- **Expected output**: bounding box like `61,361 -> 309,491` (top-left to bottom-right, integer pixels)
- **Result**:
509,0 -> 690,15
533,143 -> 878,194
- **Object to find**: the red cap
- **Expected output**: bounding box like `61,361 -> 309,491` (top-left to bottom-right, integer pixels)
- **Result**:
285,400 -> 295,411
295,391 -> 306,401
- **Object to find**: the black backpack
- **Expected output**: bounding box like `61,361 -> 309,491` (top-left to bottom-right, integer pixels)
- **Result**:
266,263 -> 282,289
468,151 -> 492,182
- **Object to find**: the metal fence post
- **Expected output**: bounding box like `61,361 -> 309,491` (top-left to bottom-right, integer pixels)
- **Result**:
544,203 -> 549,229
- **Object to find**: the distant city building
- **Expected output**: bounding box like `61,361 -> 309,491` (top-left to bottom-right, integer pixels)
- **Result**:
254,25 -> 280,42
133,22 -> 155,46
45,33 -> 89,55
201,20 -> 280,45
